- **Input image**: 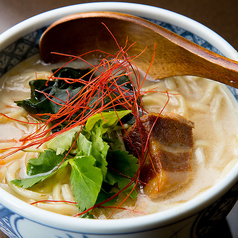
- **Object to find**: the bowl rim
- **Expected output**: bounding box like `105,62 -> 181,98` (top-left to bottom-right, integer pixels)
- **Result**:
0,1 -> 238,235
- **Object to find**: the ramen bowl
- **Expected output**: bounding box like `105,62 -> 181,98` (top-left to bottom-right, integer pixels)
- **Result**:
0,2 -> 238,238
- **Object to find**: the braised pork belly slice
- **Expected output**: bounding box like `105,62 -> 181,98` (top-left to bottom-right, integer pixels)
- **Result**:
125,113 -> 194,198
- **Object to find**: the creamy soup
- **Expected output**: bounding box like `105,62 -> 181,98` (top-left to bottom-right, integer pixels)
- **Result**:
0,54 -> 238,219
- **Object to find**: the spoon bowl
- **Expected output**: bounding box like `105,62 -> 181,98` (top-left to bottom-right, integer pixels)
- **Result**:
40,11 -> 238,88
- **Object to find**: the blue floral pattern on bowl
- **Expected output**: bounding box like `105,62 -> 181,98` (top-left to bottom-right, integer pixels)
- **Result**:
0,19 -> 238,238
0,27 -> 46,78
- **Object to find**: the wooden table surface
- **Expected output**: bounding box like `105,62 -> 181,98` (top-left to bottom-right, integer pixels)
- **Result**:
0,0 -> 238,237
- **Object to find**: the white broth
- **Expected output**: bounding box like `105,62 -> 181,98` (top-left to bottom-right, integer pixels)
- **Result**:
0,54 -> 238,219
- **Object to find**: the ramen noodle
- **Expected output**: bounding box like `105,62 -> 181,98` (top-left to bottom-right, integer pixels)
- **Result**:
0,55 -> 238,219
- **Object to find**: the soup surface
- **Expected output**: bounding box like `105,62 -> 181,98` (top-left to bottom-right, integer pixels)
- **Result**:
0,54 -> 238,219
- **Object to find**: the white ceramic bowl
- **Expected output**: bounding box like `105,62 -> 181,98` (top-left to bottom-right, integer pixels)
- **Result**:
0,2 -> 238,238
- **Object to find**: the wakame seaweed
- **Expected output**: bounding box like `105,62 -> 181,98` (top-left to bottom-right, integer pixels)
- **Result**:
15,67 -> 137,127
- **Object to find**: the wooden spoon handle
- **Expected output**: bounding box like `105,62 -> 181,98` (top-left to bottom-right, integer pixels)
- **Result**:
152,24 -> 238,88
40,12 -> 238,88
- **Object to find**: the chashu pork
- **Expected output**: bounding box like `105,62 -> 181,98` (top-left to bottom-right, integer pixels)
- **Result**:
124,112 -> 194,198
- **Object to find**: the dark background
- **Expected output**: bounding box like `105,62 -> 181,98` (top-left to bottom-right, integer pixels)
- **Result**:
0,0 -> 238,237
1,0 -> 238,50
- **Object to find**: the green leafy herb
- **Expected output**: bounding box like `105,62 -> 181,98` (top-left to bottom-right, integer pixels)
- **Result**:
27,149 -> 65,176
69,155 -> 103,212
11,66 -> 141,216
85,110 -> 131,134
107,150 -> 139,199
11,110 -> 139,213
11,149 -> 67,188
46,126 -> 81,155
78,121 -> 109,180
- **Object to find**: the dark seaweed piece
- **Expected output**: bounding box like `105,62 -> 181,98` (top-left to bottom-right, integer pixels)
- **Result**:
15,67 -> 139,127
15,68 -> 94,117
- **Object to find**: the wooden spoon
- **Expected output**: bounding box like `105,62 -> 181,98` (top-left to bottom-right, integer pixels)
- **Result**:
40,11 -> 238,88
